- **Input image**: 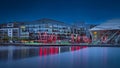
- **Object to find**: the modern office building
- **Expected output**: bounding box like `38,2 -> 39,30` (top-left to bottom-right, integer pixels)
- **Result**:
0,23 -> 20,42
0,18 -> 96,43
20,18 -> 71,40
90,19 -> 120,44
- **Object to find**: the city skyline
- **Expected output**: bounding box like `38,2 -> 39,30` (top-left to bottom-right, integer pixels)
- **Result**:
0,0 -> 120,24
0,0 -> 120,68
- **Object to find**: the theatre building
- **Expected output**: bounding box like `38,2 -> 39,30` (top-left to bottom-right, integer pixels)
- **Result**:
90,19 -> 120,45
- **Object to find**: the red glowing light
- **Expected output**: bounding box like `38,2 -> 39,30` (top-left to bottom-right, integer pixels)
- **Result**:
44,48 -> 47,56
39,47 -> 42,56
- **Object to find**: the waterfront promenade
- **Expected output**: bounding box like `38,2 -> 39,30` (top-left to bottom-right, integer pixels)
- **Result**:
0,43 -> 120,47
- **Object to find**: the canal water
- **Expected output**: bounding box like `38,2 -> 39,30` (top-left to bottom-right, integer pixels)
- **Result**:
0,46 -> 120,68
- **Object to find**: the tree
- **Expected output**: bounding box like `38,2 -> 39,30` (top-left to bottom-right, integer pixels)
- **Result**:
2,36 -> 11,43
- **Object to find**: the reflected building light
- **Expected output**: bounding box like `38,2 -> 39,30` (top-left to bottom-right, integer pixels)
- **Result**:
39,47 -> 68,56
39,47 -> 42,56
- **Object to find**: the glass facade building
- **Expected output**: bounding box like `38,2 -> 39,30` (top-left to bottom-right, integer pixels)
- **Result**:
0,18 -> 96,43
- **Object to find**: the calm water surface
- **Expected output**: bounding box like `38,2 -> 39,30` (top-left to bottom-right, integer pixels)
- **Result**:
0,46 -> 120,68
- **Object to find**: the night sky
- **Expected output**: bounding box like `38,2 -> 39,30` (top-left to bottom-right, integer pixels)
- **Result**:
0,0 -> 120,24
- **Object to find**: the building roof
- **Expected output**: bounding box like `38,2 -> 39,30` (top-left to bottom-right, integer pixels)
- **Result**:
24,18 -> 70,26
90,19 -> 120,31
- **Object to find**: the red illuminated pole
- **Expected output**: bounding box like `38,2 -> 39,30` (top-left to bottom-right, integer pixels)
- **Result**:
43,32 -> 47,44
71,34 -> 74,43
38,32 -> 41,43
50,34 -> 53,43
77,35 -> 81,43
83,35 -> 89,43
48,34 -> 50,43
103,35 -> 108,43
53,34 -> 57,44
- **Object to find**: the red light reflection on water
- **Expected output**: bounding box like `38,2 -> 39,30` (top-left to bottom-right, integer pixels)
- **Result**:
39,47 -> 42,56
39,46 -> 87,56
44,48 -> 47,56
71,46 -> 87,51
39,47 -> 59,56
55,48 -> 59,54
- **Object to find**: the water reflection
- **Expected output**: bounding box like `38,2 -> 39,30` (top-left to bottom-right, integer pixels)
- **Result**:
1,46 -> 120,68
0,50 -> 8,61
0,46 -> 87,61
